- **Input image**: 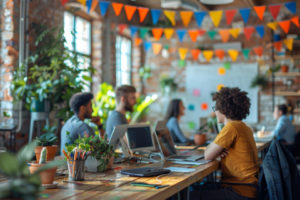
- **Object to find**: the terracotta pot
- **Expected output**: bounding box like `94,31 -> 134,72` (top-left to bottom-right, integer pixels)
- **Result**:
194,134 -> 206,146
281,65 -> 289,73
35,145 -> 57,162
28,162 -> 57,185
107,156 -> 114,170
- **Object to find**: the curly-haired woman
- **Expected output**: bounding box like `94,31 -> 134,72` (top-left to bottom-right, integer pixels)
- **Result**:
196,87 -> 259,200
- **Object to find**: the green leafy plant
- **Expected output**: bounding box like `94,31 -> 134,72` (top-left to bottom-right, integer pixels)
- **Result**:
159,76 -> 178,94
64,132 -> 92,154
139,66 -> 152,80
250,74 -> 269,89
0,140 -> 64,200
36,125 -> 58,146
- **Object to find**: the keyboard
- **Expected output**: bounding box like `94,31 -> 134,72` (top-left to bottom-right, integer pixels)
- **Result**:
121,167 -> 171,177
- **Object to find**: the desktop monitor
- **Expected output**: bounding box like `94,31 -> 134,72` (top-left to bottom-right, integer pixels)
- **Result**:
126,124 -> 155,152
108,124 -> 128,149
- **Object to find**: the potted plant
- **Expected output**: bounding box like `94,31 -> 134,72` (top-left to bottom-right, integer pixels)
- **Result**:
35,125 -> 58,162
159,76 -> 178,95
281,64 -> 289,73
0,140 -> 64,199
194,123 -> 207,146
250,74 -> 269,90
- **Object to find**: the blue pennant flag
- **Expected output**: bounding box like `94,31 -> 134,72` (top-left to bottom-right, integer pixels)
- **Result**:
151,9 -> 161,25
176,29 -> 187,42
239,8 -> 251,24
274,34 -> 281,42
285,2 -> 296,14
255,25 -> 265,38
130,26 -> 139,37
100,1 -> 110,16
87,0 -> 92,13
144,41 -> 152,51
194,11 -> 207,27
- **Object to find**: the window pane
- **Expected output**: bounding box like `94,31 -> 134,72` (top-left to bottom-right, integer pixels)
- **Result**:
64,12 -> 74,51
75,17 -> 91,55
115,36 -> 131,86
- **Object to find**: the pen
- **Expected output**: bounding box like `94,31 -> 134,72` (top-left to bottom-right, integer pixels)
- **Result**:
130,182 -> 169,189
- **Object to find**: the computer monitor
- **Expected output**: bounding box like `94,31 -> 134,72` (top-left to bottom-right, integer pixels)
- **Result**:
108,124 -> 128,150
126,124 -> 155,152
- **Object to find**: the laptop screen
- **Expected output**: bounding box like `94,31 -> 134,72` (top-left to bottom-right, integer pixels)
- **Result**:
127,126 -> 154,151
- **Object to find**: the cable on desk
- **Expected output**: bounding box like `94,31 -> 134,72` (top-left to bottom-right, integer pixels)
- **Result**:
155,172 -> 172,184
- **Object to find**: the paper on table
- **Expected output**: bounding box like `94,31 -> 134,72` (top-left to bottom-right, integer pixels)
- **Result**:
164,167 -> 196,173
172,160 -> 210,165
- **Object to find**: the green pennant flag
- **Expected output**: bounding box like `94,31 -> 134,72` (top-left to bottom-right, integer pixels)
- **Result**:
139,28 -> 149,39
224,62 -> 231,70
242,49 -> 251,60
178,59 -> 186,67
207,30 -> 217,40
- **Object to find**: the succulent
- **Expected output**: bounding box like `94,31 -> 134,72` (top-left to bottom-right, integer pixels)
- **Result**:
39,147 -> 47,164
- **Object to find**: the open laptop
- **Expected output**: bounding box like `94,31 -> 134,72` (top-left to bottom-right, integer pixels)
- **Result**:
155,120 -> 204,162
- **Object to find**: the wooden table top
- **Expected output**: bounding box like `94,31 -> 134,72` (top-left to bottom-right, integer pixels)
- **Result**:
40,160 -> 219,200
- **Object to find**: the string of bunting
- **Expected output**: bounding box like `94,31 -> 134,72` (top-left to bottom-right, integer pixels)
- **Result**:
61,0 -> 296,28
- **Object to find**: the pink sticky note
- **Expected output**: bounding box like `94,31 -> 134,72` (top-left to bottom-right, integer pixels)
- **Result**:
193,89 -> 200,96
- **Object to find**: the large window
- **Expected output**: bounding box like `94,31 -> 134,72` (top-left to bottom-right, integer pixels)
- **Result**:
64,12 -> 91,91
115,35 -> 132,86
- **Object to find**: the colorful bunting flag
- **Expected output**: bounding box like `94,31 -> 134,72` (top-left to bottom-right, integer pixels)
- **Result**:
151,9 -> 161,25
253,46 -> 263,57
138,7 -> 149,23
228,49 -> 239,62
291,16 -> 299,27
118,24 -> 127,34
209,10 -> 223,27
198,29 -> 206,37
218,67 -> 226,75
134,38 -> 142,46
86,0 -> 92,13
152,28 -> 163,40
176,29 -> 187,42
191,49 -> 200,61
153,43 -> 162,55
203,50 -> 214,62
240,8 -> 251,24
164,10 -> 176,26
112,2 -> 123,16
268,4 -> 281,20
90,0 -> 98,13
139,28 -> 148,39
61,0 -> 70,6
130,26 -> 138,37
254,6 -> 266,21
164,28 -> 174,40
215,49 -> 225,61
219,29 -> 230,42
242,49 -> 251,60
285,2 -> 296,14
284,38 -> 294,50
77,0 -> 86,6
273,41 -> 282,51
207,30 -> 217,40
267,22 -> 278,31
194,11 -> 206,27
244,27 -> 254,40
144,41 -> 152,51
278,20 -> 290,34
100,1 -> 110,16
225,9 -> 237,25
274,34 -> 281,42
188,30 -> 199,42
124,5 -> 137,21
179,48 -> 188,60
180,11 -> 193,27
229,28 -> 240,38
255,25 -> 265,38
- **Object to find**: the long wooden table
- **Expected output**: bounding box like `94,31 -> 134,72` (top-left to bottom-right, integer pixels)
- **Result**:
41,160 -> 219,200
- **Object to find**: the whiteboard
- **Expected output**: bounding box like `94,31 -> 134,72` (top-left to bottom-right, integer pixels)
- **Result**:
183,63 -> 258,129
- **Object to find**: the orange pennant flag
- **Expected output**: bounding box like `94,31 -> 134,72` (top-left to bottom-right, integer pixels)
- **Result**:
229,28 -> 240,38
191,49 -> 200,61
284,38 -> 294,51
290,16 -> 299,27
215,49 -> 225,61
253,46 -> 263,57
152,28 -> 163,40
267,22 -> 278,31
164,28 -> 174,40
112,2 -> 124,16
138,7 -> 149,23
135,38 -> 142,46
179,48 -> 188,60
203,50 -> 214,62
180,11 -> 193,27
152,43 -> 162,55
209,10 -> 223,27
124,5 -> 137,21
90,0 -> 99,13
219,29 -> 230,42
188,30 -> 199,42
254,6 -> 266,21
273,41 -> 282,51
198,29 -> 206,37
278,20 -> 290,34
228,49 -> 239,62
164,10 -> 176,26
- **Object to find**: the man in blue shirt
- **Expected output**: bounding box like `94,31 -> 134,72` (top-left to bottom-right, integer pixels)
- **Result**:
272,104 -> 296,145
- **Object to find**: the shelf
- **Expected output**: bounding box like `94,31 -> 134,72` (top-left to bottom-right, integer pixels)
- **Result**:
275,91 -> 300,96
274,72 -> 300,77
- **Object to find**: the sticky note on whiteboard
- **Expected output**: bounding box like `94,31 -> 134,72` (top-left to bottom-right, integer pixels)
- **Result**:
193,89 -> 200,96
201,103 -> 208,110
188,104 -> 195,111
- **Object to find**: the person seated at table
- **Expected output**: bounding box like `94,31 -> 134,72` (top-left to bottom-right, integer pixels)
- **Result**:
60,92 -> 103,154
165,99 -> 192,145
194,87 -> 259,200
106,85 -> 137,140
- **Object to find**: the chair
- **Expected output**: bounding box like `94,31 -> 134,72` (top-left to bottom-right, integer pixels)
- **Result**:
28,112 -> 49,142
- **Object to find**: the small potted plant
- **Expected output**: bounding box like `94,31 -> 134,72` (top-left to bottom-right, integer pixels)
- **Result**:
35,125 -> 58,162
281,64 -> 289,73
250,74 -> 269,90
194,123 -> 207,146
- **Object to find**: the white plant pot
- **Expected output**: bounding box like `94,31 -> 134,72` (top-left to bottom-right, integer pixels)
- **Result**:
85,156 -> 99,172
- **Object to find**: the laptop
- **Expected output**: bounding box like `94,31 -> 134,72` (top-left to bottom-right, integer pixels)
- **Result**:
155,120 -> 204,162
120,167 -> 170,177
